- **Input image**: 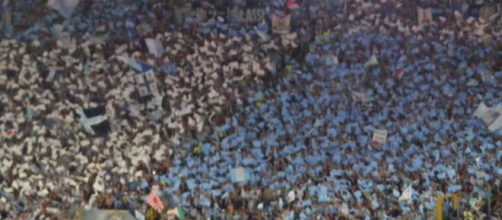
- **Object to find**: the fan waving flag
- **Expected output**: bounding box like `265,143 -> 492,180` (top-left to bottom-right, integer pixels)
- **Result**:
147,191 -> 164,213
47,0 -> 80,18
75,106 -> 110,136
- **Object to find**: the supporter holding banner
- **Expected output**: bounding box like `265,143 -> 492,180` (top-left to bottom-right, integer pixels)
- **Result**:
147,186 -> 164,213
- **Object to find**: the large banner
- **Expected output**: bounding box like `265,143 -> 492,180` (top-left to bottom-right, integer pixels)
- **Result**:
175,5 -> 267,24
228,7 -> 266,23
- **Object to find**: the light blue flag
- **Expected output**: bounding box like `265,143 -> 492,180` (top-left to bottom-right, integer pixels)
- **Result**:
318,185 -> 330,202
26,108 -> 33,121
47,0 -> 80,18
448,185 -> 462,193
83,59 -> 91,76
145,38 -> 165,57
230,167 -> 250,183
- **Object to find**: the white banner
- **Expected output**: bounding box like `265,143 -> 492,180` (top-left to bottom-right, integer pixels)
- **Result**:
372,129 -> 388,145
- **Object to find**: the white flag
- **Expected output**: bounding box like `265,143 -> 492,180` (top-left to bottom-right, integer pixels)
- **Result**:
365,54 -> 378,66
399,185 -> 414,201
474,102 -> 502,132
371,129 -> 388,146
145,38 -> 165,57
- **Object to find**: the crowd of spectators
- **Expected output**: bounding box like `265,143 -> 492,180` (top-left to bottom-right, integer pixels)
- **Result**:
0,0 -> 501,219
